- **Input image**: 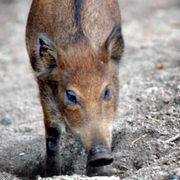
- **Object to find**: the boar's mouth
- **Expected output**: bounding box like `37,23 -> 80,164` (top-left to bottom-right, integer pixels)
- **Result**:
88,146 -> 113,167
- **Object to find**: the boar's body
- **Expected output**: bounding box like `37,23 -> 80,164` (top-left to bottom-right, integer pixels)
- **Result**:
26,0 -> 124,177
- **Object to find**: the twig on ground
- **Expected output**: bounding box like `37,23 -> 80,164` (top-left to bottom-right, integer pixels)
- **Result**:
165,134 -> 180,143
132,134 -> 148,144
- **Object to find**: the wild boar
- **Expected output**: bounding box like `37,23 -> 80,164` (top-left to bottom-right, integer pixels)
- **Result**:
26,0 -> 124,177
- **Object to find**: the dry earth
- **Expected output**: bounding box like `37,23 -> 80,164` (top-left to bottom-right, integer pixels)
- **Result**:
0,0 -> 180,180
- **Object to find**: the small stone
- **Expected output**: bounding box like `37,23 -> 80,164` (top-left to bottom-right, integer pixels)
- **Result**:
166,109 -> 174,116
13,128 -> 18,133
175,95 -> 180,104
149,112 -> 159,118
24,126 -> 32,133
19,153 -> 25,156
136,96 -> 143,102
35,175 -> 41,179
171,175 -> 180,180
19,106 -> 24,111
150,155 -> 158,160
146,115 -> 152,120
163,96 -> 171,104
120,166 -> 128,171
21,155 -> 27,161
115,152 -> 122,158
120,158 -> 127,162
125,118 -> 134,123
149,105 -> 157,112
1,117 -> 12,126
37,177 -> 43,180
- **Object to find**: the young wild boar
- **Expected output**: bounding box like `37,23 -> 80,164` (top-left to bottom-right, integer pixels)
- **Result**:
26,0 -> 124,177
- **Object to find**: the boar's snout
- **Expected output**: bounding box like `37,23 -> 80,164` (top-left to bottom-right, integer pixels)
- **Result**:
88,145 -> 113,167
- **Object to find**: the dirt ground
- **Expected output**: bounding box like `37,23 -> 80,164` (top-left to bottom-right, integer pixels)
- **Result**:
0,0 -> 180,179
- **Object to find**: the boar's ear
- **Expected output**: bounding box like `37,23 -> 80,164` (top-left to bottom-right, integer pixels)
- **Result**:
104,25 -> 124,63
35,33 -> 58,79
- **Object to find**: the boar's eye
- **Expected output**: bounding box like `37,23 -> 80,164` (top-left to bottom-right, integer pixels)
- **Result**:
104,86 -> 111,101
66,90 -> 77,103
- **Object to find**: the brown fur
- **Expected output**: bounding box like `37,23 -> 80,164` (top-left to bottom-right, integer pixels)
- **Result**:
26,0 -> 124,177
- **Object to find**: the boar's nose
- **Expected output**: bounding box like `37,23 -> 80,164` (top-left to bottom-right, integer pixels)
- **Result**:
88,145 -> 113,167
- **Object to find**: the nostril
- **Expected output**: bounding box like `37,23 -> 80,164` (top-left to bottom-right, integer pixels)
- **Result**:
89,153 -> 113,167
88,147 -> 113,167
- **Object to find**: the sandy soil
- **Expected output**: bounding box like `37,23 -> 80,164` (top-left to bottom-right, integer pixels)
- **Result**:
0,0 -> 180,179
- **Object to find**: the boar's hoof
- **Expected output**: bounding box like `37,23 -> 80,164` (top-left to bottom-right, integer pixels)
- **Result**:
88,147 -> 113,167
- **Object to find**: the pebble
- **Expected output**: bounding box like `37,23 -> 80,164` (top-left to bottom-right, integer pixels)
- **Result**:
21,155 -> 27,161
23,126 -> 32,133
163,96 -> 171,104
0,117 -> 12,126
136,95 -> 143,102
175,95 -> 180,104
150,155 -> 158,160
19,153 -> 25,156
146,87 -> 159,94
149,105 -> 157,112
149,112 -> 159,118
125,118 -> 134,123
167,109 -> 174,116
171,175 -> 180,180
146,115 -> 152,120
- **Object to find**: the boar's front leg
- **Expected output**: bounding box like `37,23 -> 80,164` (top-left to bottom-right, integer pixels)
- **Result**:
39,81 -> 62,177
45,124 -> 61,176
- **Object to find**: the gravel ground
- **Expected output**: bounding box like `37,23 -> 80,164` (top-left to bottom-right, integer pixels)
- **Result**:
37,175 -> 120,180
0,0 -> 180,180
